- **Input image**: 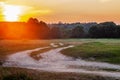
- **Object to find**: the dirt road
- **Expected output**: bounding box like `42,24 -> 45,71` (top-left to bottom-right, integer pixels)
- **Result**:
3,43 -> 120,78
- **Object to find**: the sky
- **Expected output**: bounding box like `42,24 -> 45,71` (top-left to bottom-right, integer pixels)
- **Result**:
0,0 -> 120,23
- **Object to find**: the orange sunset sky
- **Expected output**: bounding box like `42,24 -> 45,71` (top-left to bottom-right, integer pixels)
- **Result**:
0,0 -> 120,23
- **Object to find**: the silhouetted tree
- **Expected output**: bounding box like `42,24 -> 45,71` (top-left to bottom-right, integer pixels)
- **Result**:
26,18 -> 50,39
0,20 -> 120,39
60,28 -> 72,38
115,25 -> 120,38
71,26 -> 84,38
27,18 -> 39,24
50,27 -> 61,39
89,22 -> 119,38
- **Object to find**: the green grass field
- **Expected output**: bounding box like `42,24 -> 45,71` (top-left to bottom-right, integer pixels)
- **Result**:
61,40 -> 120,64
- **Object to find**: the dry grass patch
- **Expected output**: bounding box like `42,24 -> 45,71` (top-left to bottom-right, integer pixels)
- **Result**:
0,67 -> 117,80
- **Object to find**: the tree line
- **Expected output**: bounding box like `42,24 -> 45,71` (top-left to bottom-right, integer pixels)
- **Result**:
0,18 -> 120,39
51,22 -> 120,38
89,22 -> 120,38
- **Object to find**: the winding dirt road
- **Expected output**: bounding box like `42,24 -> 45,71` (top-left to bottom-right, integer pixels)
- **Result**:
3,43 -> 120,78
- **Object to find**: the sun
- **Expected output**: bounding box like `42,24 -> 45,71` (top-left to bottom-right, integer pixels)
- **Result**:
2,4 -> 23,22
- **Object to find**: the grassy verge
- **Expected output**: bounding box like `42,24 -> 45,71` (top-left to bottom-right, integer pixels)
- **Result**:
0,67 -> 116,80
61,42 -> 120,64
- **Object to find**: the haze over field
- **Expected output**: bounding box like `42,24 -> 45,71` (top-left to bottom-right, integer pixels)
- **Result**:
0,0 -> 120,23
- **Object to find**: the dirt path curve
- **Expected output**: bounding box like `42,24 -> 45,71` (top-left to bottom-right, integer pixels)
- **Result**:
3,43 -> 120,78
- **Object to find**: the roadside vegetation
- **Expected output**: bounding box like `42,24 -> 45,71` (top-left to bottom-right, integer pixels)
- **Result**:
0,67 -> 116,80
61,42 -> 120,64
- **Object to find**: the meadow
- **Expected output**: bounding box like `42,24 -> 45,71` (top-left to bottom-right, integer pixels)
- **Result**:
61,39 -> 120,64
0,39 -> 120,80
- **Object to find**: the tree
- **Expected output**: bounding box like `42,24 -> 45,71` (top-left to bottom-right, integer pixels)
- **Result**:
89,22 -> 118,38
50,27 -> 61,39
60,28 -> 72,38
115,25 -> 120,38
27,18 -> 39,24
89,26 -> 99,38
26,18 -> 50,39
71,26 -> 84,38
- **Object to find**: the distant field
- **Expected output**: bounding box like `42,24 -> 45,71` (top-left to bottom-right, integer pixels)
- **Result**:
61,39 -> 120,64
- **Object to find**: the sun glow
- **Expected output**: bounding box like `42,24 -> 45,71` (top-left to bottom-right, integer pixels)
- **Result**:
2,4 -> 23,22
3,5 -> 22,22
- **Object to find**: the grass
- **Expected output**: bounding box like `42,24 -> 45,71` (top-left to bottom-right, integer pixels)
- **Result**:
61,42 -> 120,64
30,48 -> 51,60
0,67 -> 115,80
1,39 -> 120,79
